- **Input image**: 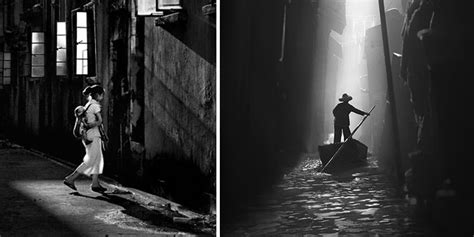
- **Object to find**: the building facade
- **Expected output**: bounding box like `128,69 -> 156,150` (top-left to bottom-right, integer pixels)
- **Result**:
0,0 -> 216,213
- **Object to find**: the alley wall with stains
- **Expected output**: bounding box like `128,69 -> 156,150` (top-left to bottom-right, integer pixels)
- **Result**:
0,0 -> 216,213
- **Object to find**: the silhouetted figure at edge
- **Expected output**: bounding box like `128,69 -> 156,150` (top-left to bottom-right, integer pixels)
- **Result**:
333,93 -> 370,143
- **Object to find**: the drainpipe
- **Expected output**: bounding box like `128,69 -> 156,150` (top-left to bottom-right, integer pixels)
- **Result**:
378,0 -> 403,184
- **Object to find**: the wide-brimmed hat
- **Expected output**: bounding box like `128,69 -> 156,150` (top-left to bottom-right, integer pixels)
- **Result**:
338,93 -> 352,102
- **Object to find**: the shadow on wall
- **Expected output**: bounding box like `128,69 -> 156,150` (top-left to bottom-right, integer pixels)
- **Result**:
158,1 -> 216,65
142,155 -> 214,214
220,0 -> 319,225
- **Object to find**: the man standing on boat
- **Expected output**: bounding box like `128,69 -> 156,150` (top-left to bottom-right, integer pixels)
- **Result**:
333,93 -> 370,143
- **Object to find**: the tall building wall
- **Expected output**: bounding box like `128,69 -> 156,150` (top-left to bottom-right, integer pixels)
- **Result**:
0,0 -> 216,212
142,1 -> 216,208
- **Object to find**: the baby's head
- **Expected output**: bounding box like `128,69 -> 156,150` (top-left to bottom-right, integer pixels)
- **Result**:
74,106 -> 86,118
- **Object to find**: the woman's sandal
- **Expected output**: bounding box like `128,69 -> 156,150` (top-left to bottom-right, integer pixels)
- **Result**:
63,180 -> 77,191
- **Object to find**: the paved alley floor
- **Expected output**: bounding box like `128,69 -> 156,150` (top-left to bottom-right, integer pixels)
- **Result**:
0,139 -> 214,236
222,155 -> 436,236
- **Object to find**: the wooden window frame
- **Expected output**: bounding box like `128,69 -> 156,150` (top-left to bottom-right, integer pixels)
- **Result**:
72,10 -> 96,76
136,0 -> 182,17
0,52 -> 3,87
31,32 -> 45,78
157,0 -> 182,10
3,52 -> 11,85
56,21 -> 67,76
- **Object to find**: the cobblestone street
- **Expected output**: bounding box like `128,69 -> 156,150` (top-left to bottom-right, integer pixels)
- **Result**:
223,156 -> 435,236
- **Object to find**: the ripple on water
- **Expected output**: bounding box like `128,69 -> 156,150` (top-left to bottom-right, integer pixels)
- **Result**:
297,192 -> 314,198
317,193 -> 333,198
304,204 -> 323,209
316,211 -> 342,218
327,207 -> 343,211
319,232 -> 339,237
354,208 -> 379,215
344,196 -> 358,199
226,156 -> 429,236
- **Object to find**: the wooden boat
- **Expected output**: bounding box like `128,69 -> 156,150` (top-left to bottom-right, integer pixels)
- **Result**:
317,105 -> 375,173
318,138 -> 368,172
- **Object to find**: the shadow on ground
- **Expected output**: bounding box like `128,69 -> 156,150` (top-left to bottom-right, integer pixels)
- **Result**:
70,191 -> 213,235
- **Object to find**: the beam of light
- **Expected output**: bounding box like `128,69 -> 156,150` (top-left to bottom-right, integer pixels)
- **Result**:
322,0 -> 382,151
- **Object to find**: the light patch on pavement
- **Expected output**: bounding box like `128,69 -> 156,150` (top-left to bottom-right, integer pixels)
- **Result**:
55,202 -> 96,215
95,209 -> 194,236
9,180 -> 96,216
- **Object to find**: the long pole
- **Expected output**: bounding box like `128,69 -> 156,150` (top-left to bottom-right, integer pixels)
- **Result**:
320,105 -> 376,173
378,0 -> 403,183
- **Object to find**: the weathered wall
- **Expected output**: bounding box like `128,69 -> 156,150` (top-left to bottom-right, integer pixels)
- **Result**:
221,0 -> 320,222
1,0 -> 216,213
0,0 -> 88,163
142,0 -> 216,209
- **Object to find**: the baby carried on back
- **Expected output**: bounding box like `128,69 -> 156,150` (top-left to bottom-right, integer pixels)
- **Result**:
73,104 -> 93,145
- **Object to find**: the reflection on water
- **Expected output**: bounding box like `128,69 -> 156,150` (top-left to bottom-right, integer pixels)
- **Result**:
223,156 -> 430,236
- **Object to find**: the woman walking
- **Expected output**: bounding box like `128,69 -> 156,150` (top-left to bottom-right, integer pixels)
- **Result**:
64,84 -> 107,193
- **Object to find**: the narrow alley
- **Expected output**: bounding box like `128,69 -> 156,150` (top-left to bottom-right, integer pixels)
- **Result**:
223,155 -> 436,236
0,0 -> 216,235
0,137 -> 215,236
221,0 -> 474,235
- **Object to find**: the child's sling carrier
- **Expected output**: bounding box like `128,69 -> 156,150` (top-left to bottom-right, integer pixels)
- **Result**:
72,103 -> 92,139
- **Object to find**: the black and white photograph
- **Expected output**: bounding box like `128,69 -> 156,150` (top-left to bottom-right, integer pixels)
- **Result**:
221,0 -> 474,236
0,0 -> 216,235
1,0 -> 474,236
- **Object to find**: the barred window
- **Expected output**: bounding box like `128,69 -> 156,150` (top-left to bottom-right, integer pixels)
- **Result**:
75,12 -> 88,75
3,52 -> 11,85
31,32 -> 45,78
56,22 -> 67,76
0,53 -> 3,87
73,11 -> 95,76
157,0 -> 182,10
137,0 -> 181,16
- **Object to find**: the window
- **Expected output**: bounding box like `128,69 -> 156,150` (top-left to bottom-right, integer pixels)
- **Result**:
137,0 -> 163,16
75,12 -> 88,75
4,52 -> 11,85
157,0 -> 182,10
56,22 -> 67,75
21,46 -> 31,77
0,53 -> 3,87
73,11 -> 95,76
31,32 -> 45,77
137,0 -> 181,16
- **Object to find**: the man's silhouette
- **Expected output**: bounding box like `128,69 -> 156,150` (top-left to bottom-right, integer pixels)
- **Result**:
333,93 -> 370,143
